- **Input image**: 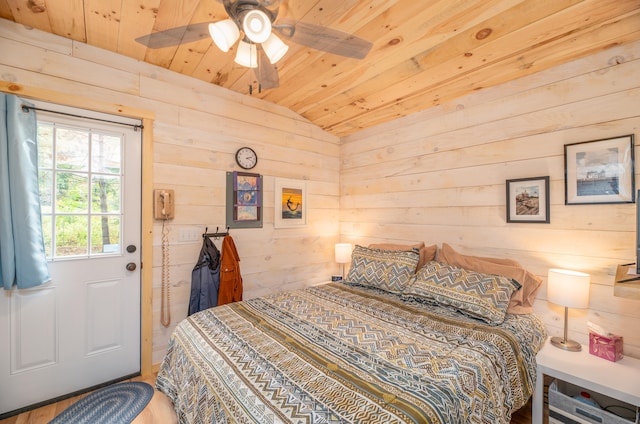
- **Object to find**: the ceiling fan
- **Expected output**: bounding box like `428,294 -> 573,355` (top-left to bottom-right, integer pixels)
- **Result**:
135,0 -> 373,90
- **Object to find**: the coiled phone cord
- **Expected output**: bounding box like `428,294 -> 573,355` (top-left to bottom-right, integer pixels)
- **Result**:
160,218 -> 171,327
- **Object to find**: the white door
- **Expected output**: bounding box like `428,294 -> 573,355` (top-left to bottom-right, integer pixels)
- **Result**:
0,103 -> 142,416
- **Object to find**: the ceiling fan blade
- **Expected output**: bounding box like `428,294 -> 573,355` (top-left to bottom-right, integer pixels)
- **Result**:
257,47 -> 280,90
135,22 -> 211,49
274,20 -> 372,60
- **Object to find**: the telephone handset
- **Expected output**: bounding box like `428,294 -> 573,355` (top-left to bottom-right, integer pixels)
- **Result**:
154,189 -> 175,327
154,189 -> 175,220
161,191 -> 169,217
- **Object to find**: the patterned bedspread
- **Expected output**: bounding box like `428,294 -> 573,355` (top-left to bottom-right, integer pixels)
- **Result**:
156,282 -> 547,423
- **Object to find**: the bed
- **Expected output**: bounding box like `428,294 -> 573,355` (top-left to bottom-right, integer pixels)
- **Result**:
157,245 -> 547,423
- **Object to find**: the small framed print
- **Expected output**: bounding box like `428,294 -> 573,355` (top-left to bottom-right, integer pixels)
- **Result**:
564,135 -> 635,205
274,178 -> 307,228
506,176 -> 550,223
226,171 -> 263,229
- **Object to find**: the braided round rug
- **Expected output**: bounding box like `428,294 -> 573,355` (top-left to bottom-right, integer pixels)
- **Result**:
48,382 -> 154,424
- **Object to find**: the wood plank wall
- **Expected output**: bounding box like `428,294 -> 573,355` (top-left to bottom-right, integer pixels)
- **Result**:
340,40 -> 640,358
0,18 -> 340,365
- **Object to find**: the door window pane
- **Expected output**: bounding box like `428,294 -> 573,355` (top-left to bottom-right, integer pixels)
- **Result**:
92,134 -> 121,174
37,123 -> 53,169
91,175 -> 121,214
55,127 -> 89,171
55,215 -> 88,256
56,172 -> 89,213
38,170 -> 53,214
91,216 -> 121,254
41,215 -> 52,258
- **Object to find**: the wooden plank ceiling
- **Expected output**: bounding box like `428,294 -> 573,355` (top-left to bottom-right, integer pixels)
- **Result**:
1,0 -> 639,137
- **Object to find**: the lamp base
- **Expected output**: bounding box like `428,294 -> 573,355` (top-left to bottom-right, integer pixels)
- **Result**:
550,336 -> 582,352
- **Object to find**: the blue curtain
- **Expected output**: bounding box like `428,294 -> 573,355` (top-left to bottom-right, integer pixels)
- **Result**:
0,93 -> 50,290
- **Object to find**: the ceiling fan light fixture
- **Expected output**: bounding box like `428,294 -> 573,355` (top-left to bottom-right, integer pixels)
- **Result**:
209,19 -> 240,52
262,33 -> 288,64
242,9 -> 271,43
235,40 -> 258,68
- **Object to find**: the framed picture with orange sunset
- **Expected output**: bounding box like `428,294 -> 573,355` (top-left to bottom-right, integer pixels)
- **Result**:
274,178 -> 307,228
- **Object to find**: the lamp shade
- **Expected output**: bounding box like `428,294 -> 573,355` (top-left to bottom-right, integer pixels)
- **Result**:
209,19 -> 240,52
547,268 -> 590,309
242,9 -> 272,43
234,41 -> 258,68
335,243 -> 352,264
262,33 -> 289,64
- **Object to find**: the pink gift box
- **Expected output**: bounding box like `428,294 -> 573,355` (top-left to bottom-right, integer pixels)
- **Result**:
589,332 -> 623,362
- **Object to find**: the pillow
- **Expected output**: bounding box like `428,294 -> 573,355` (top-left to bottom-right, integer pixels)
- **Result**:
368,242 -> 437,270
346,245 -> 420,294
403,261 -> 521,325
438,243 -> 543,314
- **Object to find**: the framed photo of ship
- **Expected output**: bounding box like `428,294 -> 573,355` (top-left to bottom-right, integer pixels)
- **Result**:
564,135 -> 635,205
506,176 -> 550,223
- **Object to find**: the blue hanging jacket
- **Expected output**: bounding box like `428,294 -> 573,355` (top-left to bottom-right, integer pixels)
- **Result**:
188,236 -> 221,315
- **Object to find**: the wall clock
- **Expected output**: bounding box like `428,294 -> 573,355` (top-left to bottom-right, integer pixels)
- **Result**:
235,147 -> 257,169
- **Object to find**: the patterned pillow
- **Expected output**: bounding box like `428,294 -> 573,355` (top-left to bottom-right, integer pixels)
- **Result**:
368,242 -> 437,270
403,261 -> 521,324
346,245 -> 420,294
438,243 -> 542,314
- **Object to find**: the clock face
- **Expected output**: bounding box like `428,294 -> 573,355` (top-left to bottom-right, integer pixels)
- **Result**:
235,147 -> 257,169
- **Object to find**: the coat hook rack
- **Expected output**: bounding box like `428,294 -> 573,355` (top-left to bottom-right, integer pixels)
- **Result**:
202,226 -> 230,239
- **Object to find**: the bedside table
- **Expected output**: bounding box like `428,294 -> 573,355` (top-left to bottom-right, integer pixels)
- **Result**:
533,337 -> 640,423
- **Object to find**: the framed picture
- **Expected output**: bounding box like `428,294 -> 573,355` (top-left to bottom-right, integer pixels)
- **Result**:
506,176 -> 550,223
226,171 -> 263,229
564,135 -> 635,205
274,177 -> 307,228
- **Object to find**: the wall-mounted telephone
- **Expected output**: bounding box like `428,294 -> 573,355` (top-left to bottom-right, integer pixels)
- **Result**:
154,189 -> 174,327
154,189 -> 175,220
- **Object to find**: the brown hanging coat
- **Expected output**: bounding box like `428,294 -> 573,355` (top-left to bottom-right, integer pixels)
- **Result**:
217,235 -> 243,305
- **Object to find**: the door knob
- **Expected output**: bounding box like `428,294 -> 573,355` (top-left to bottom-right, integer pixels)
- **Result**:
126,262 -> 137,271
127,245 -> 137,253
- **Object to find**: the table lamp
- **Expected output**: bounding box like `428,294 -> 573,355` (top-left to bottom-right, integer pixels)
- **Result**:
334,243 -> 352,280
547,268 -> 590,352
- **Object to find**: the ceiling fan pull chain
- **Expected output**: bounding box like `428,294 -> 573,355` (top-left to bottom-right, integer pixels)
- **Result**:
256,66 -> 262,94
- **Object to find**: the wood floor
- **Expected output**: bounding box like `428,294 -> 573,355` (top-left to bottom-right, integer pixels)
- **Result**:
0,373 -> 542,423
0,374 -> 177,424
511,397 -> 534,424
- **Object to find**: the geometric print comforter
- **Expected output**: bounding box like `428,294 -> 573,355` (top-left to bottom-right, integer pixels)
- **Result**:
156,282 -> 547,424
